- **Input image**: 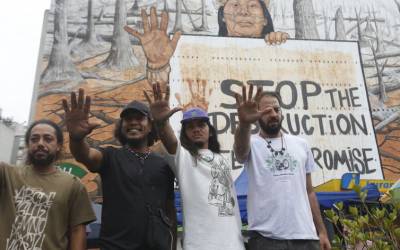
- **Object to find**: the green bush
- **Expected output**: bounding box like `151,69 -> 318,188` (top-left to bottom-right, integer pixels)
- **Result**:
324,186 -> 400,250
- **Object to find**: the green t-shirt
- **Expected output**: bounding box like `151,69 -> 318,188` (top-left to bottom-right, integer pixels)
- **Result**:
0,163 -> 96,250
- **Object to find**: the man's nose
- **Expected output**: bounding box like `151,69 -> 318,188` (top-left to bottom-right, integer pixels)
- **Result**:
37,138 -> 46,146
192,126 -> 201,132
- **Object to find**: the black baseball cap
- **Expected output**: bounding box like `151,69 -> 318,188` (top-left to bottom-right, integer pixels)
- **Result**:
120,101 -> 151,118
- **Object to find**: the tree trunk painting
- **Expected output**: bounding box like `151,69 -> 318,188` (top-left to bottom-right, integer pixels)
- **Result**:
323,10 -> 330,40
71,0 -> 105,59
41,0 -> 82,84
198,0 -> 209,31
97,0 -> 139,71
174,0 -> 183,32
373,12 -> 385,53
293,0 -> 319,39
129,0 -> 139,15
334,7 -> 346,40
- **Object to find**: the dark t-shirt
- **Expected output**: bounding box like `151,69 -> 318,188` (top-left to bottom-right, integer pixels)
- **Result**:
97,146 -> 175,250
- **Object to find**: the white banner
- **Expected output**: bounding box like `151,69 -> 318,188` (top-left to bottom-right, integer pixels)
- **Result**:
169,35 -> 383,186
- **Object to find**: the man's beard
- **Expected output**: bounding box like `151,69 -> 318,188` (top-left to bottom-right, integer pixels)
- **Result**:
193,141 -> 206,149
27,153 -> 56,167
259,118 -> 282,136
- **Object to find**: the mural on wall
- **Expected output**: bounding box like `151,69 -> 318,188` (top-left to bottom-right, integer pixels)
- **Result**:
32,0 -> 400,198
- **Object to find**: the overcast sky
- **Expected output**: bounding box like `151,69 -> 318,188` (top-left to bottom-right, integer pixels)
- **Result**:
0,0 -> 51,124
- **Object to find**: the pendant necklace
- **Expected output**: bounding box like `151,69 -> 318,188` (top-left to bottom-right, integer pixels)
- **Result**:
127,147 -> 151,164
265,134 -> 285,157
198,151 -> 215,163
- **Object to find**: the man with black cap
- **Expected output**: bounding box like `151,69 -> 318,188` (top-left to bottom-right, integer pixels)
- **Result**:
62,89 -> 176,250
144,83 -> 244,250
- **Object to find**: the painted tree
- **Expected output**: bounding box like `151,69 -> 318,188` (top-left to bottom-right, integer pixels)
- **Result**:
97,0 -> 139,70
334,7 -> 346,40
372,11 -> 385,53
129,0 -> 139,15
41,0 -> 82,84
323,9 -> 330,40
394,0 -> 400,13
198,0 -> 209,31
174,0 -> 183,31
293,0 -> 319,39
71,0 -> 105,59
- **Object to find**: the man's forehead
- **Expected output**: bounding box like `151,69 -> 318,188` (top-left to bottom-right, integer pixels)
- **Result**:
30,124 -> 56,136
259,95 -> 280,105
185,119 -> 207,126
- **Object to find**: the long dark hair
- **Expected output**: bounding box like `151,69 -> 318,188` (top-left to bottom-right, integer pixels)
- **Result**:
218,0 -> 274,37
114,118 -> 158,147
25,119 -> 64,164
180,120 -> 220,157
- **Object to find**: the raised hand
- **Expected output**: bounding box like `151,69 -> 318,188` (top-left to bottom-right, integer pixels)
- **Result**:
235,84 -> 272,125
144,82 -> 182,123
62,89 -> 99,141
124,7 -> 181,69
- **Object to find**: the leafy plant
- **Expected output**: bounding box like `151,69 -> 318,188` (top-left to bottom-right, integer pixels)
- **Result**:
324,186 -> 400,250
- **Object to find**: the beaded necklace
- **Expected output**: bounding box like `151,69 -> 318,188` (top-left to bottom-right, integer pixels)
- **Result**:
265,134 -> 286,157
127,147 -> 151,164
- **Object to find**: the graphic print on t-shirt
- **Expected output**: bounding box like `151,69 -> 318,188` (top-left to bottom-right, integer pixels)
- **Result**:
6,186 -> 56,250
200,153 -> 235,217
265,151 -> 299,176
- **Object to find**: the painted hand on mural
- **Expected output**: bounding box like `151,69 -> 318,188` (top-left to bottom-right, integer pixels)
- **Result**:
235,84 -> 271,125
144,82 -> 182,123
175,79 -> 212,112
265,32 -> 289,45
62,89 -> 99,141
124,7 -> 181,70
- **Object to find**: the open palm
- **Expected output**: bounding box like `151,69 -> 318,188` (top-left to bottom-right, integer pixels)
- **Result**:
235,84 -> 271,125
62,89 -> 98,141
144,82 -> 182,123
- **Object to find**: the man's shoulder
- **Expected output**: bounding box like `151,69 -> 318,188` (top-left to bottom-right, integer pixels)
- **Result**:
0,163 -> 29,175
54,168 -> 85,187
249,133 -> 262,142
284,133 -> 308,145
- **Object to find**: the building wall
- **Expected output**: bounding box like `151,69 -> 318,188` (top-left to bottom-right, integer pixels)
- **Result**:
0,122 -> 16,163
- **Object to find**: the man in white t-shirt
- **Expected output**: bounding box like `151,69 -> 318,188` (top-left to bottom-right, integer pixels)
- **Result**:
233,84 -> 331,250
144,83 -> 245,250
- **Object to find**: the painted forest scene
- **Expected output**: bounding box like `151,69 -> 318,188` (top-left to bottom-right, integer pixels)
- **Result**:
33,0 -> 400,197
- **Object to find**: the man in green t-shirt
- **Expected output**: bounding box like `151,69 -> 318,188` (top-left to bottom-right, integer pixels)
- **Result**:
0,119 -> 96,250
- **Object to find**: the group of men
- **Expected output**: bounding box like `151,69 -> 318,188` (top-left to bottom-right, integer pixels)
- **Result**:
0,86 -> 331,250
1,1 -> 332,249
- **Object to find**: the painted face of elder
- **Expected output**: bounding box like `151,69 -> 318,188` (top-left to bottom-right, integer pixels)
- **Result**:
223,0 -> 266,37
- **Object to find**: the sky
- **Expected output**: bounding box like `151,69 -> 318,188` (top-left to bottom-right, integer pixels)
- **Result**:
0,0 -> 51,124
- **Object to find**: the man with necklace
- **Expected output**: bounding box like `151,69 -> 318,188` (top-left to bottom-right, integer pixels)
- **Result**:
234,84 -> 331,250
144,83 -> 245,250
62,89 -> 176,250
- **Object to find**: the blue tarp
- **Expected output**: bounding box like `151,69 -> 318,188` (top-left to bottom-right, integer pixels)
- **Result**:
88,169 -> 382,238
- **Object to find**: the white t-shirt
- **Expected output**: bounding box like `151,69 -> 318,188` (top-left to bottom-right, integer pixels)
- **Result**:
168,141 -> 245,250
244,133 -> 319,240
